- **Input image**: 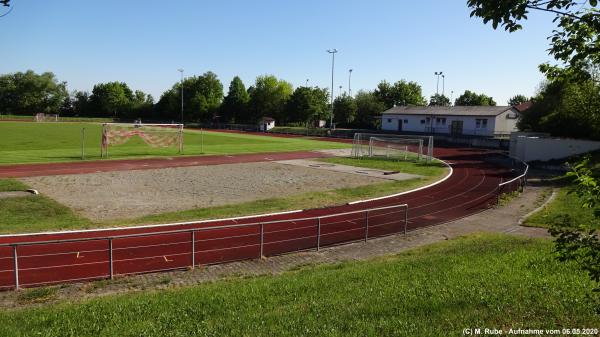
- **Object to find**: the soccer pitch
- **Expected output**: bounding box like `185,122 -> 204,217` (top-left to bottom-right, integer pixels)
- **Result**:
0,122 -> 349,165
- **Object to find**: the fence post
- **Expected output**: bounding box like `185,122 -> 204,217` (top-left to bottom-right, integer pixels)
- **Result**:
191,231 -> 196,269
260,224 -> 264,258
12,245 -> 19,290
317,218 -> 321,251
364,210 -> 369,242
404,207 -> 408,236
109,238 -> 114,280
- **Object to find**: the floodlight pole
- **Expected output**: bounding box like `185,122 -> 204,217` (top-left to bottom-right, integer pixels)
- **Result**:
348,69 -> 353,97
306,78 -> 309,87
442,74 -> 445,97
327,49 -> 338,129
178,68 -> 184,125
434,71 -> 443,96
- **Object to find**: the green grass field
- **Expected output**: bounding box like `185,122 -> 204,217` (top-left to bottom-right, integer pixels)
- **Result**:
0,122 -> 348,164
1,234 -> 597,336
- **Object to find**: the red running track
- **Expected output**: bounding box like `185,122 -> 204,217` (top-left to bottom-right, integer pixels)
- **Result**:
0,147 -> 516,290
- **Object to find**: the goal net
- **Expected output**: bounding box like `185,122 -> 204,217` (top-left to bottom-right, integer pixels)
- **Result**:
101,123 -> 184,158
368,137 -> 423,161
34,113 -> 59,122
352,133 -> 434,162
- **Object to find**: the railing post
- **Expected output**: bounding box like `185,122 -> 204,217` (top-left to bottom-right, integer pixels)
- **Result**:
317,218 -> 321,251
12,245 -> 19,290
260,223 -> 264,258
364,210 -> 369,242
108,238 -> 114,280
191,231 -> 196,269
404,206 -> 408,236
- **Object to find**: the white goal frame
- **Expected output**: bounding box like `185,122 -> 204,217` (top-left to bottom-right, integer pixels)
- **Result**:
368,137 -> 424,161
34,113 -> 59,122
352,133 -> 434,162
100,123 -> 184,158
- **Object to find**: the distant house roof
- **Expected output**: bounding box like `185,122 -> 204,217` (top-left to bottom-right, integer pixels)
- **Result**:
513,101 -> 533,113
381,105 -> 515,117
259,117 -> 275,122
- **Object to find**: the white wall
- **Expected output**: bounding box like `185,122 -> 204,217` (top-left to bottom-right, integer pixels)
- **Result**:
381,114 -> 495,136
494,109 -> 519,134
510,134 -> 600,162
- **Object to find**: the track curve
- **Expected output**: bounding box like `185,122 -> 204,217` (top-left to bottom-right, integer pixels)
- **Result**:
0,147 -> 515,289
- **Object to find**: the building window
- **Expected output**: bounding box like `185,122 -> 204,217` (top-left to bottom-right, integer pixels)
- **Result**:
476,119 -> 488,128
420,119 -> 425,124
404,119 -> 408,124
436,118 -> 446,125
387,118 -> 392,123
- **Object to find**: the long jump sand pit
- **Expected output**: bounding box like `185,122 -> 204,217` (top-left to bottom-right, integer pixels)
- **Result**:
20,161 -> 395,222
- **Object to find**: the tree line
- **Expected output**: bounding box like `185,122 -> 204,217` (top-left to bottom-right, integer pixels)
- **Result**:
0,70 -> 518,128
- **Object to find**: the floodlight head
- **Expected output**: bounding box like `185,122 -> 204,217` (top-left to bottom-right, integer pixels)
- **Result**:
326,49 -> 338,54
177,68 -> 184,73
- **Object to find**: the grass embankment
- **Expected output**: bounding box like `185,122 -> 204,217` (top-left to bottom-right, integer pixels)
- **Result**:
0,122 -> 348,164
0,158 -> 447,233
524,187 -> 597,229
1,234 -> 597,336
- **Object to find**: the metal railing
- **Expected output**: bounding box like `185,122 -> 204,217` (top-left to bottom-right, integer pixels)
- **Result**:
0,204 -> 408,290
496,156 -> 529,204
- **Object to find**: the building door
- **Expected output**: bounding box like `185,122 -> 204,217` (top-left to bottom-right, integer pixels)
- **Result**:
397,119 -> 403,131
450,120 -> 463,135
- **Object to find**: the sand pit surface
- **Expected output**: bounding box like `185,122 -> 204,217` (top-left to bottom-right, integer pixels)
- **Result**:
21,162 -> 383,221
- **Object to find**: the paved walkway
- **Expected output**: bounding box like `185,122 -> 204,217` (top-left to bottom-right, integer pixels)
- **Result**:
0,185 -> 551,309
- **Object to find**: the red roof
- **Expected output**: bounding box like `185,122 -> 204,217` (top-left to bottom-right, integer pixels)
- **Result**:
513,101 -> 533,113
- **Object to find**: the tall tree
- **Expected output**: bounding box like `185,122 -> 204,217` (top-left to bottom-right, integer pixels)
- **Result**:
333,94 -> 358,126
156,71 -> 223,122
285,86 -> 329,125
354,90 -> 386,128
429,94 -> 451,106
467,0 -> 600,80
247,75 -> 293,123
89,82 -> 134,117
221,76 -> 250,123
454,90 -> 497,106
373,80 -> 426,108
0,70 -> 68,115
508,94 -> 529,106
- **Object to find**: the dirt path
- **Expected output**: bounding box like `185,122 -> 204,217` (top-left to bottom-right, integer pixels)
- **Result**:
0,185 -> 551,309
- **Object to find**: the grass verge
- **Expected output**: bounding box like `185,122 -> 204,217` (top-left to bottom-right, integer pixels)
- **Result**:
0,233 -> 597,336
524,187 -> 598,229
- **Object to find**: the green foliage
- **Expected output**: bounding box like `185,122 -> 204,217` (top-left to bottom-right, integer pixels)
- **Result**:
429,93 -> 450,106
248,75 -> 293,123
220,76 -> 250,123
0,178 -> 28,192
156,71 -> 224,122
333,94 -> 357,126
508,94 -> 529,105
0,70 -> 68,115
519,77 -> 600,139
467,0 -> 600,79
547,158 -> 600,311
1,234 -> 597,336
373,80 -> 426,109
353,90 -> 386,128
454,90 -> 497,106
285,86 -> 329,125
525,188 -> 597,229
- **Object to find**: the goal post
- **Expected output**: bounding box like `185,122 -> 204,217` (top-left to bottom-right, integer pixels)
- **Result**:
34,113 -> 59,122
100,123 -> 184,158
368,137 -> 423,161
352,133 -> 434,162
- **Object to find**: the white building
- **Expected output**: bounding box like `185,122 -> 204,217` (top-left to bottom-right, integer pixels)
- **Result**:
258,117 -> 276,131
380,105 -> 525,137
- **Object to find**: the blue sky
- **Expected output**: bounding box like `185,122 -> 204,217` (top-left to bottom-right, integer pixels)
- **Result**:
1,0 -> 557,105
